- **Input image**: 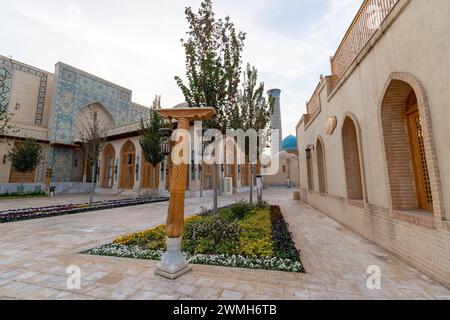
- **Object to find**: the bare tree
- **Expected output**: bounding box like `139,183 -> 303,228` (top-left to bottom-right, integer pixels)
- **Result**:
140,96 -> 165,197
79,107 -> 109,205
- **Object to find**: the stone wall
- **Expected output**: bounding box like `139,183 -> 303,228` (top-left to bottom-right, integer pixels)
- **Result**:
301,190 -> 450,288
296,0 -> 450,287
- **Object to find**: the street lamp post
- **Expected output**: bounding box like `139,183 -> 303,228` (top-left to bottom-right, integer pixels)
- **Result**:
155,107 -> 216,280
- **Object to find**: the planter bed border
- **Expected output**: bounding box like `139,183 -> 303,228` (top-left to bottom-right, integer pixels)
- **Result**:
0,197 -> 169,224
87,205 -> 305,273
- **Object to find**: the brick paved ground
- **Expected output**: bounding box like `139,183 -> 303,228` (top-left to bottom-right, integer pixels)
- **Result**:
0,189 -> 449,300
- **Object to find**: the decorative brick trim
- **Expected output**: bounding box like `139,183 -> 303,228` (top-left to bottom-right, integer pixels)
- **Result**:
378,72 -> 446,229
316,135 -> 327,194
300,190 -> 450,288
341,112 -> 368,205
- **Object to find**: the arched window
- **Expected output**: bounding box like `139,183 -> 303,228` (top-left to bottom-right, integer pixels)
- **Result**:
316,138 -> 327,194
381,80 -> 433,211
342,116 -> 363,200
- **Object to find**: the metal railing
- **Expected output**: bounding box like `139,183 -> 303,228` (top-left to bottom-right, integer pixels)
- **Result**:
331,0 -> 400,88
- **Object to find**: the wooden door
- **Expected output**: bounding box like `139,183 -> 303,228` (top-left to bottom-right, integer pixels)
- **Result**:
9,168 -> 36,183
141,159 -> 160,190
102,145 -> 115,188
241,164 -> 249,187
120,142 -> 135,189
406,92 -> 433,211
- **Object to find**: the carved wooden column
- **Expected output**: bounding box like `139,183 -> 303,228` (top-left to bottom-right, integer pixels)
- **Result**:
155,107 -> 215,280
166,117 -> 189,239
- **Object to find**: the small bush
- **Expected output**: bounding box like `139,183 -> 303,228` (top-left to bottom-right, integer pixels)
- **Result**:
114,225 -> 166,250
184,215 -> 241,254
254,200 -> 270,211
237,210 -> 273,258
230,200 -> 254,219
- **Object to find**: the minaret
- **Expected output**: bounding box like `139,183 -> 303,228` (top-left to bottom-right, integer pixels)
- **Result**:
267,89 -> 283,152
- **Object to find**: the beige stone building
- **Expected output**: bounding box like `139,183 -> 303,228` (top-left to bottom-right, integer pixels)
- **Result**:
262,135 -> 300,188
296,0 -> 450,288
0,55 -> 281,197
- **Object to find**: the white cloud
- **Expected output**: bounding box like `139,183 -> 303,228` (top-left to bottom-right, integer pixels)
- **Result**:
0,0 -> 363,136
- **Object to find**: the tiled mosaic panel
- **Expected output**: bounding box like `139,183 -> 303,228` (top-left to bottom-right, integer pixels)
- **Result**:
51,63 -> 134,143
48,147 -> 74,182
0,66 -> 12,111
130,103 -> 149,123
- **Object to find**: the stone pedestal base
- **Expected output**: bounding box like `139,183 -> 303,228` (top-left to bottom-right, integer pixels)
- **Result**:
155,237 -> 191,280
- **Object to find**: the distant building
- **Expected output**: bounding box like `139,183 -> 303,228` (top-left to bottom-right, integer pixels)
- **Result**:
262,135 -> 299,188
0,56 -> 257,196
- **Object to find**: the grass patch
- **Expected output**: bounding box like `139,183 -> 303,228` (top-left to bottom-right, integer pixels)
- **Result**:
0,191 -> 46,200
88,201 -> 305,273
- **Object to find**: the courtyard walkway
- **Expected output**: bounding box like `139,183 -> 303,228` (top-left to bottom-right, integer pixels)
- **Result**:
0,189 -> 448,300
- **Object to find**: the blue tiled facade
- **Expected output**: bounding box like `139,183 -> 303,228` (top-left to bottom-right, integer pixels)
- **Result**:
50,63 -> 135,143
48,63 -> 148,182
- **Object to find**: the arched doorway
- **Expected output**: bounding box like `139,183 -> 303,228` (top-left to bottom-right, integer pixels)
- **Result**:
316,138 -> 327,194
101,144 -> 115,188
342,116 -> 363,200
141,155 -> 160,190
74,103 -> 115,142
119,141 -> 135,189
381,79 -> 434,211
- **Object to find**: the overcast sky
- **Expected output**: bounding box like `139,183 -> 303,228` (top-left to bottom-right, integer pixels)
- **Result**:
1,0 -> 363,138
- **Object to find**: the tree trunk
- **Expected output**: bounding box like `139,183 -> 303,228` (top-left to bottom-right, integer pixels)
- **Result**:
153,166 -> 157,197
212,161 -> 218,214
89,161 -> 96,205
200,154 -> 204,198
20,173 -> 25,195
249,164 -> 253,204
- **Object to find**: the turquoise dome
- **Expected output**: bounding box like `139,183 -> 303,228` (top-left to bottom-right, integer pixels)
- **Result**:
282,135 -> 297,151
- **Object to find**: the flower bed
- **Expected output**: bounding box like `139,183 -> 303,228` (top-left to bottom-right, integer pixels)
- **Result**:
87,201 -> 305,273
0,197 -> 169,224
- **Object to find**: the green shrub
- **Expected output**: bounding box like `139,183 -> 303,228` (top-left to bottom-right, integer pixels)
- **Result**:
254,200 -> 270,211
237,210 -> 273,258
230,200 -> 255,219
114,225 -> 166,250
184,215 -> 241,254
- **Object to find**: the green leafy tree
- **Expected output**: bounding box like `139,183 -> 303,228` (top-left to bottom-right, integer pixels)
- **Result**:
8,139 -> 44,194
229,64 -> 274,203
175,0 -> 246,212
139,96 -> 165,196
